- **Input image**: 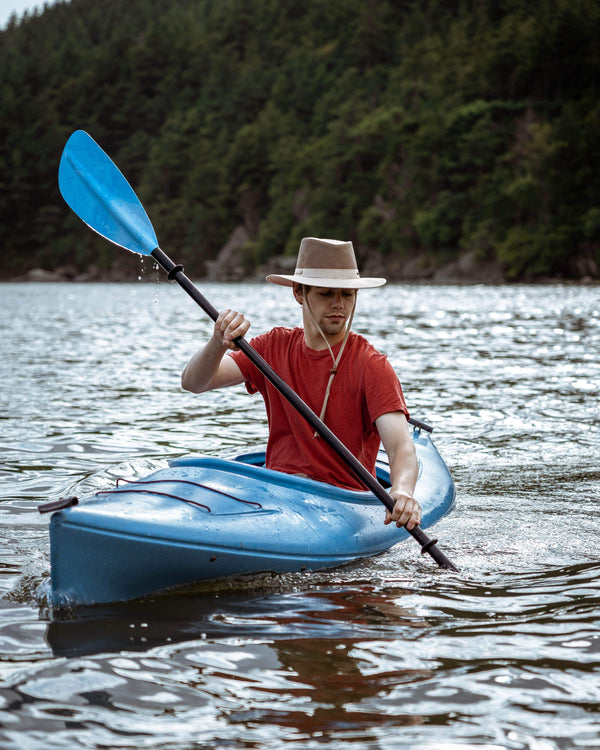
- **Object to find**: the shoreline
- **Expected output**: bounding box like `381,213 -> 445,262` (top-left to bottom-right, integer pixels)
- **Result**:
4,270 -> 598,286
5,235 -> 598,286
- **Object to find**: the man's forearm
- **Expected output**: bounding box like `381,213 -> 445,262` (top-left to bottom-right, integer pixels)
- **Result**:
388,443 -> 418,496
181,336 -> 227,393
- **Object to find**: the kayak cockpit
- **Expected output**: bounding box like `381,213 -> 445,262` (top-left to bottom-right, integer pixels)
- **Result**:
171,450 -> 393,490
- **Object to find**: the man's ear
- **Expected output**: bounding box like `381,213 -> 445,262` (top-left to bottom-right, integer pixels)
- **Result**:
292,283 -> 304,305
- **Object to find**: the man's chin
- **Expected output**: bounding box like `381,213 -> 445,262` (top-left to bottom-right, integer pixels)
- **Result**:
321,322 -> 346,336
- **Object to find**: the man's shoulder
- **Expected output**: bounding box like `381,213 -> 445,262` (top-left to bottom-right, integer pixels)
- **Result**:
250,326 -> 301,351
346,332 -> 395,373
347,331 -> 383,356
256,326 -> 300,342
269,326 -> 300,337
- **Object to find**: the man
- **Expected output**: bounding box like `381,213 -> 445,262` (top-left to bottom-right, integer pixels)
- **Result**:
181,237 -> 421,530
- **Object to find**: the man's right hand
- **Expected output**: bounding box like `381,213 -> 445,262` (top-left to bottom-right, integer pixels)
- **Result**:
214,309 -> 251,350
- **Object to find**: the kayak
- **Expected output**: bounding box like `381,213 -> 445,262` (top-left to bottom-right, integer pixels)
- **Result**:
46,425 -> 455,609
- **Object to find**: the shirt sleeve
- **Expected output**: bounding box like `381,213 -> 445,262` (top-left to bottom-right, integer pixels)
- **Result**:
228,333 -> 268,395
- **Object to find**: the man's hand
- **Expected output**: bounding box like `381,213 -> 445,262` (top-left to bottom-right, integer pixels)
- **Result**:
181,309 -> 248,393
384,489 -> 421,530
214,309 -> 250,350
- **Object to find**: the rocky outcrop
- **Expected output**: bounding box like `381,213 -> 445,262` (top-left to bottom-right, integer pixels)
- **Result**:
204,226 -> 251,282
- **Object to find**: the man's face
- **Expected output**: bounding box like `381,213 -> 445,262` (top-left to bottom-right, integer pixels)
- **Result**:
304,286 -> 357,337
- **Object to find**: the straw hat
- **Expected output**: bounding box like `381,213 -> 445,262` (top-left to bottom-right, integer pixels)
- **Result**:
266,238 -> 386,289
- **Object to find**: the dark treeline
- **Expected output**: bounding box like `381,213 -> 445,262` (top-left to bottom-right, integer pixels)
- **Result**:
1,0 -> 599,281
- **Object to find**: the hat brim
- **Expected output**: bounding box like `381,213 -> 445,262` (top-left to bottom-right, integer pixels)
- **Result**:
266,273 -> 386,289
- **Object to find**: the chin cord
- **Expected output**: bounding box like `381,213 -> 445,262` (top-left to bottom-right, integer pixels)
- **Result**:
303,294 -> 357,437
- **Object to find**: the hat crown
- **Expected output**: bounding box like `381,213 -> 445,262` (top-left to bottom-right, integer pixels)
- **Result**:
296,238 -> 358,274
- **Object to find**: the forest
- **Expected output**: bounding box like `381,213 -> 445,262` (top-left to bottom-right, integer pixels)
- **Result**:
1,0 -> 599,282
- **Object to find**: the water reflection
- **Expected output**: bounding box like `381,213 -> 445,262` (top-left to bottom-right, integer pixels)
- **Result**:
242,638 -> 425,738
45,580 -> 421,658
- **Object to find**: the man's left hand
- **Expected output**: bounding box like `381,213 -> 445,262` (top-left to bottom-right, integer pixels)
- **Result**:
384,490 -> 421,530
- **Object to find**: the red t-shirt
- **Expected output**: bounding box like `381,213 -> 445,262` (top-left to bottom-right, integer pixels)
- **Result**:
230,327 -> 409,490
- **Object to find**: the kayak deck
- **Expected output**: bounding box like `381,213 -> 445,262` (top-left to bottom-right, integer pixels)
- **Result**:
48,429 -> 455,608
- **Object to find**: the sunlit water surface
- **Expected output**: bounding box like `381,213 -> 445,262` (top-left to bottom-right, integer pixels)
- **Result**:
1,280 -> 599,749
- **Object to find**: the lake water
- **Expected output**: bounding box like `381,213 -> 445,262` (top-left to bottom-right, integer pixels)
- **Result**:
1,279 -> 599,749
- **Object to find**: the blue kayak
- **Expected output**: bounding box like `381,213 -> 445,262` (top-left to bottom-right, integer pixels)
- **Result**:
47,426 -> 455,609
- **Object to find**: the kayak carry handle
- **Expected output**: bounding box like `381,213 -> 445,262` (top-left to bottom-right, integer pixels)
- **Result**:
38,496 -> 79,514
408,417 -> 433,433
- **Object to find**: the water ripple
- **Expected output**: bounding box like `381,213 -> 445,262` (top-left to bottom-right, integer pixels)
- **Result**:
0,281 -> 599,749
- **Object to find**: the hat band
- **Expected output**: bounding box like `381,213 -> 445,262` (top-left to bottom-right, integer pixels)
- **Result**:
295,267 -> 360,279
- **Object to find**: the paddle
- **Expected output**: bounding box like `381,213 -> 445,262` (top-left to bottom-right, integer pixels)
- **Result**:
58,130 -> 459,573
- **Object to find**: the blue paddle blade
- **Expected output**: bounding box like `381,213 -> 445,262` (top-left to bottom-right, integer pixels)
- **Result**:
58,130 -> 158,256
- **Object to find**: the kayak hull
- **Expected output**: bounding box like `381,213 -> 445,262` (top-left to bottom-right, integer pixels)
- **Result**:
48,429 -> 455,608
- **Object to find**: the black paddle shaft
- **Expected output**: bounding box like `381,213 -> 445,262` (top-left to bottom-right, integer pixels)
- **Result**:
152,247 -> 459,572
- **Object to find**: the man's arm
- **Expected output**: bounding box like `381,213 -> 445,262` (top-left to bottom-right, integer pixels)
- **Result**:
375,411 -> 421,530
181,310 -> 249,393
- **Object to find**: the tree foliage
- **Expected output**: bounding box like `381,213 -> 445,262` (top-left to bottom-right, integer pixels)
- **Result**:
1,0 -> 599,280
